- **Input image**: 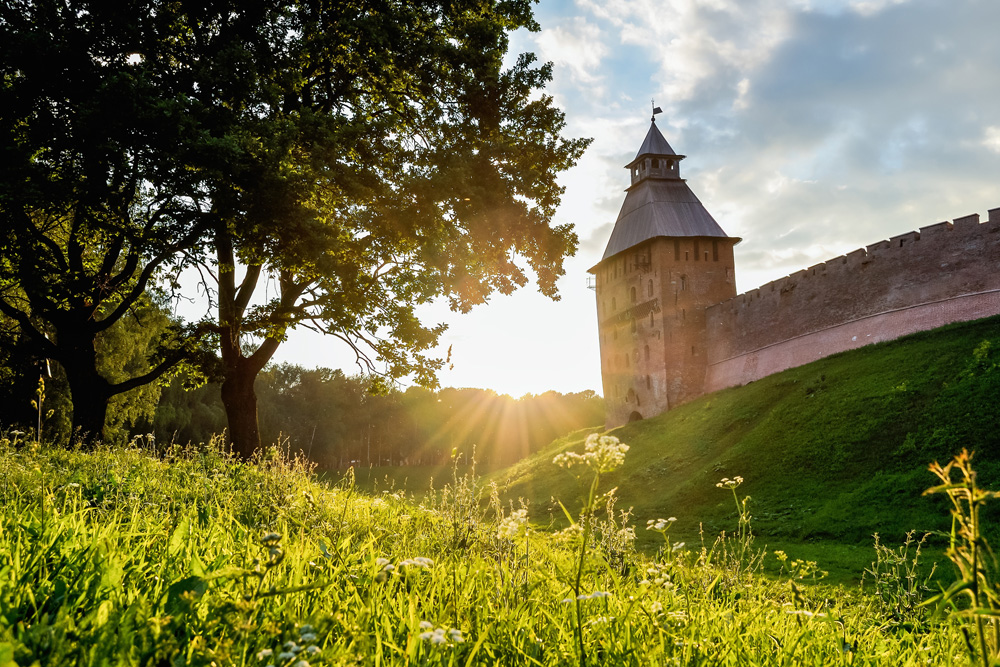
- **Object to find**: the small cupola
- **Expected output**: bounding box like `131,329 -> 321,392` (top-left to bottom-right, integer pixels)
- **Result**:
625,117 -> 685,188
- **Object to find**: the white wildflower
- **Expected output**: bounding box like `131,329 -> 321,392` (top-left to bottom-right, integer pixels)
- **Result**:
418,625 -> 464,647
715,476 -> 744,489
553,434 -> 629,474
497,508 -> 529,540
577,591 -> 611,600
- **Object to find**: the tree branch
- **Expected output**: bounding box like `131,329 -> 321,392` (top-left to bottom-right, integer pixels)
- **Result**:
234,264 -> 262,319
94,216 -> 212,333
0,295 -> 58,358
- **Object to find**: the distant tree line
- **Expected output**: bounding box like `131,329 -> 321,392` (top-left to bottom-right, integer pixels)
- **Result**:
154,366 -> 604,468
1,297 -> 604,466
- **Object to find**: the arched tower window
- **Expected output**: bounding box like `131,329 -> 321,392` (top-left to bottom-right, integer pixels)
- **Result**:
648,279 -> 653,297
630,286 -> 637,303
680,276 -> 687,291
651,158 -> 659,168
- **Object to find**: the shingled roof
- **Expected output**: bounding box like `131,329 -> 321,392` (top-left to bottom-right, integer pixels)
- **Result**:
599,121 -> 735,262
629,121 -> 676,163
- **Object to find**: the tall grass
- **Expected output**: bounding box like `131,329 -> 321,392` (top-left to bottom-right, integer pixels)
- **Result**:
0,432 -> 986,665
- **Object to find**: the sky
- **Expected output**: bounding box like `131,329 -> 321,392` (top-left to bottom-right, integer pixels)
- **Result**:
268,0 -> 1000,398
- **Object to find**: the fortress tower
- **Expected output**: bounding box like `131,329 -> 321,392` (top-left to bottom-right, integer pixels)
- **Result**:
590,116 -> 740,429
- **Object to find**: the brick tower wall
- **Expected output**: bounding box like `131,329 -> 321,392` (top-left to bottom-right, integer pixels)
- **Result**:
597,236 -> 737,428
704,208 -> 1000,392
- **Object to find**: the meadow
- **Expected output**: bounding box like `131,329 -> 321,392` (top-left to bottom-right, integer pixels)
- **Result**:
5,316 -> 1000,665
0,431 -> 997,666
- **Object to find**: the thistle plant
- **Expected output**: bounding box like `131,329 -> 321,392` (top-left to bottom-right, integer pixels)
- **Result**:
553,433 -> 629,667
30,376 -> 54,447
862,531 -> 935,627
924,449 -> 1000,666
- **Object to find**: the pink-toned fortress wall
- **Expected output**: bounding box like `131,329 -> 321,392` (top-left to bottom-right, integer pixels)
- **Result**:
704,208 -> 1000,392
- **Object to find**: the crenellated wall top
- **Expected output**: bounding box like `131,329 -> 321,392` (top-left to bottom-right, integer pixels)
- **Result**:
708,208 -> 1000,315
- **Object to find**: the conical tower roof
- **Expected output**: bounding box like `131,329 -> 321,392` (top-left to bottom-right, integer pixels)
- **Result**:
630,121 -> 677,162
599,120 -> 736,262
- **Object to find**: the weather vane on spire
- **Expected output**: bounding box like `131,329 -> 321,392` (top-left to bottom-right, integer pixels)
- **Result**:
651,100 -> 662,122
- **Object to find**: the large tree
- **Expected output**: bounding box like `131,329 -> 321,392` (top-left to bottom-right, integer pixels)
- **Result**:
2,0 -> 587,454
180,0 -> 590,456
0,1 -> 215,441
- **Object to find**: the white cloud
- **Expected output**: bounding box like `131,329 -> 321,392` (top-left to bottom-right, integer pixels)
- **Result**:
534,17 -> 609,87
787,0 -> 913,15
983,126 -> 1000,154
847,0 -> 912,17
577,0 -> 792,108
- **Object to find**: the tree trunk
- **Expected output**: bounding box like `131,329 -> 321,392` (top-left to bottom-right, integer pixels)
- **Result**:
215,232 -> 305,459
220,360 -> 261,460
67,372 -> 111,444
59,329 -> 112,445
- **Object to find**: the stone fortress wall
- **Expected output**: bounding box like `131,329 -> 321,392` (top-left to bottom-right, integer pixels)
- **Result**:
703,208 -> 1000,392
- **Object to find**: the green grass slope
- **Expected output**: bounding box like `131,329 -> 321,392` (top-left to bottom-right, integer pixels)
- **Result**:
499,315 -> 1000,547
0,440 -> 979,664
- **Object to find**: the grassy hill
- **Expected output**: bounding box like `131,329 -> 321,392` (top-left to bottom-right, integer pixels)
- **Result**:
497,315 -> 1000,555
1,436 -> 983,665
